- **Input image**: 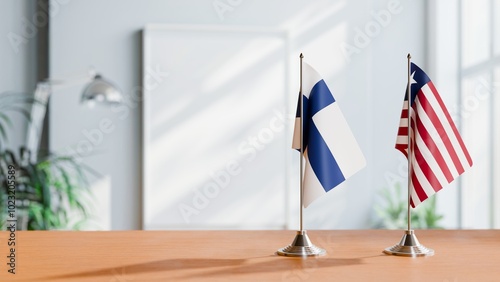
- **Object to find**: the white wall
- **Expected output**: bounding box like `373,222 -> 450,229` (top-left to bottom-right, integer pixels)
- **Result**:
0,0 -> 38,150
49,0 -> 426,230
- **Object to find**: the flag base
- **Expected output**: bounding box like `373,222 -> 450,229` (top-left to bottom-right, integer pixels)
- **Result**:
383,230 -> 434,257
277,230 -> 326,257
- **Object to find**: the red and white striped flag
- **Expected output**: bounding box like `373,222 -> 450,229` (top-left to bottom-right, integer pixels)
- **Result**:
396,63 -> 473,208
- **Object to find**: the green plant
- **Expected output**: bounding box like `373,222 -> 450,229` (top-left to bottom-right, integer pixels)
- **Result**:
0,92 -> 93,230
0,148 -> 93,230
373,181 -> 444,229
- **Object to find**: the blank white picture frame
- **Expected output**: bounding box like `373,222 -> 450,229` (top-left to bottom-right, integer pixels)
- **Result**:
142,24 -> 290,230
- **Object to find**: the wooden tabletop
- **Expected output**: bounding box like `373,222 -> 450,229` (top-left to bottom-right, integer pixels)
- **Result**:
0,230 -> 499,281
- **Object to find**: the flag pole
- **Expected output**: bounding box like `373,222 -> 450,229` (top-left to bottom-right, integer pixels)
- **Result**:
406,53 -> 412,233
383,53 -> 434,257
299,53 -> 304,232
277,53 -> 325,257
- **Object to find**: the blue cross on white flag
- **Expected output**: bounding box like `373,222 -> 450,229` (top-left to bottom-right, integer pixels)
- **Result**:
293,62 -> 366,207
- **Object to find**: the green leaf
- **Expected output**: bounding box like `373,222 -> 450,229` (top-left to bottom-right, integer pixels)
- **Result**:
1,144 -> 93,230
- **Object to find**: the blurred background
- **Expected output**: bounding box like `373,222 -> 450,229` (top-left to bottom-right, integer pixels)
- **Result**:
0,0 -> 498,230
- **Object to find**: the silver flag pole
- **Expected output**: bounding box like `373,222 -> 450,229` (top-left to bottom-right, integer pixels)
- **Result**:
383,53 -> 434,257
277,53 -> 325,257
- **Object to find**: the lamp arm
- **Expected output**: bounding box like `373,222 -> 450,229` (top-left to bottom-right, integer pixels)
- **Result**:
25,68 -> 121,161
25,68 -> 96,161
25,82 -> 50,162
44,68 -> 96,91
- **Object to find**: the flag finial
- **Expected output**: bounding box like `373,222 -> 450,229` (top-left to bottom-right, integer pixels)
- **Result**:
407,53 -> 411,59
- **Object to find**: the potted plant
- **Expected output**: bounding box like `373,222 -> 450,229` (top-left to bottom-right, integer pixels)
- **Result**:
0,92 -> 94,230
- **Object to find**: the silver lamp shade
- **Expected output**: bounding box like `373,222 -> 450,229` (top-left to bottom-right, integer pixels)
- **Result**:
81,74 -> 122,105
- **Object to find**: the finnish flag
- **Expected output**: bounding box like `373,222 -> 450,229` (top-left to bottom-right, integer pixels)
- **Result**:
293,62 -> 366,207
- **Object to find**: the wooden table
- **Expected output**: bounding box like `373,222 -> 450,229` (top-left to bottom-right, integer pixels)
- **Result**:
0,230 -> 499,281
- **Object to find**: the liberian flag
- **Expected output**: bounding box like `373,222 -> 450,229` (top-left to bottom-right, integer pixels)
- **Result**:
396,62 -> 473,208
293,62 -> 366,207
